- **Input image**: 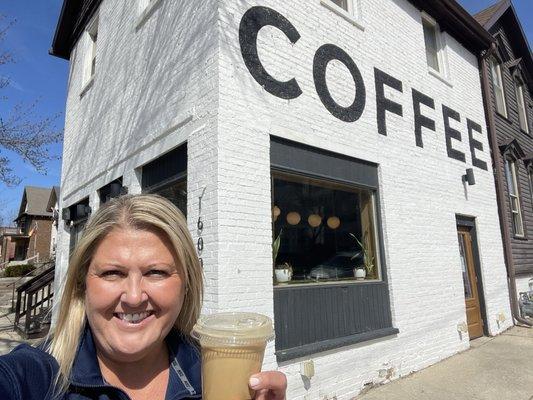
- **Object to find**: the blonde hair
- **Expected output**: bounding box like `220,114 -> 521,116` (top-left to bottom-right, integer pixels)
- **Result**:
49,194 -> 203,392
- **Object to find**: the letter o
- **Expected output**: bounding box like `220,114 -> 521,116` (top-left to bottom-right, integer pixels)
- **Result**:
313,44 -> 366,122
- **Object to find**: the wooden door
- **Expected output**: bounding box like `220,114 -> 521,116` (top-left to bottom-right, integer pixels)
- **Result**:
457,227 -> 484,339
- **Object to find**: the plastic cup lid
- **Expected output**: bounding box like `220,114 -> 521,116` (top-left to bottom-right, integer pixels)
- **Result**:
192,312 -> 275,347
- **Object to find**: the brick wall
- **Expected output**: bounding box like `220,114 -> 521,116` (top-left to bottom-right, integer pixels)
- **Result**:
27,218 -> 53,261
54,0 -> 220,314
53,0 -> 514,399
217,1 -> 512,398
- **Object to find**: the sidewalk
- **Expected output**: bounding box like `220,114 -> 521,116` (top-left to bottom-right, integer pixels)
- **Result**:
0,312 -> 37,355
357,326 -> 533,400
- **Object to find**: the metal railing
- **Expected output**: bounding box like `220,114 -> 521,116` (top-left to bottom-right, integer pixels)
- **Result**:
4,256 -> 49,312
13,264 -> 55,339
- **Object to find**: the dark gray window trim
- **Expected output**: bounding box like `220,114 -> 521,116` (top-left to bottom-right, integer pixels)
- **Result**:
277,327 -> 399,363
271,136 -> 379,189
142,172 -> 187,194
141,143 -> 187,192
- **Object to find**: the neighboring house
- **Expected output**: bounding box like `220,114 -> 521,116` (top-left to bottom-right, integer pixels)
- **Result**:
12,186 -> 56,263
0,227 -> 21,264
50,1 -> 514,398
474,0 -> 533,320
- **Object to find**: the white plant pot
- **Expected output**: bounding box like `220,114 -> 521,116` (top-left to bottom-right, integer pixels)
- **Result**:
275,269 -> 292,283
354,268 -> 366,281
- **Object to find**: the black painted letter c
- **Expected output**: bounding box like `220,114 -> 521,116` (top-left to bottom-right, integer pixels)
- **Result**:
239,6 -> 302,100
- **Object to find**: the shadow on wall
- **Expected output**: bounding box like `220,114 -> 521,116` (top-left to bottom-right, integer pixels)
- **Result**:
63,0 -> 218,195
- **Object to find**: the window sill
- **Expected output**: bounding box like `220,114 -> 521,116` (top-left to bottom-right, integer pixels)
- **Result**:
513,234 -> 528,241
495,110 -> 511,122
80,75 -> 95,98
276,327 -> 399,362
135,0 -> 162,31
519,127 -> 530,136
274,278 -> 382,289
428,68 -> 453,88
320,0 -> 365,31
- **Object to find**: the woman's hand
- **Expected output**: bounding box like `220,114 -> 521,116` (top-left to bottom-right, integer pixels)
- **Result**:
249,371 -> 287,400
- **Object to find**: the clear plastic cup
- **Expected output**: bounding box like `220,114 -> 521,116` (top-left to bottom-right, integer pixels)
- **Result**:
191,312 -> 275,400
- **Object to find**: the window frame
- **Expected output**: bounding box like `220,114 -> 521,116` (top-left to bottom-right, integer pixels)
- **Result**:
421,13 -> 449,81
528,164 -> 533,213
141,143 -> 188,216
504,157 -> 525,238
514,78 -> 530,134
320,0 -> 363,30
490,57 -> 508,118
271,170 -> 383,286
136,0 -> 162,29
81,13 -> 99,95
270,137 -> 397,362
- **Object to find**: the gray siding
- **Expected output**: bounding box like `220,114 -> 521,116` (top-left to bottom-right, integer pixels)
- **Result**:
488,20 -> 533,276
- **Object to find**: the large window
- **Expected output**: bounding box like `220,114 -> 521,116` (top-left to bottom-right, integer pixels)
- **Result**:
505,158 -> 524,237
490,58 -> 507,117
515,80 -> 529,133
272,172 -> 379,285
142,144 -> 187,215
271,137 -> 396,361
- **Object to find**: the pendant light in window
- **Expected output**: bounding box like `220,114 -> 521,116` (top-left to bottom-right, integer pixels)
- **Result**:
327,216 -> 341,229
272,206 -> 281,222
286,211 -> 301,225
308,214 -> 322,228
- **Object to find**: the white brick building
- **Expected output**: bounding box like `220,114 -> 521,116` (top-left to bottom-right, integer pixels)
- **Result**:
51,0 -> 514,398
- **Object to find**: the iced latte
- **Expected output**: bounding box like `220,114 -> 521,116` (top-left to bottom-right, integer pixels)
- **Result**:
192,312 -> 274,400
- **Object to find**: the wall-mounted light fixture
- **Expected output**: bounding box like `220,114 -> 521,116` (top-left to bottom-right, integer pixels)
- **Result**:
462,168 -> 475,186
110,182 -> 128,198
61,208 -> 71,224
76,204 -> 92,219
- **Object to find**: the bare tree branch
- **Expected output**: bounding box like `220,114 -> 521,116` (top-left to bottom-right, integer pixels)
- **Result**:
0,14 -> 62,187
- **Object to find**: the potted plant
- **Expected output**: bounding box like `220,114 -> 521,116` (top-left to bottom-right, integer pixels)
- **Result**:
274,262 -> 293,283
349,233 -> 374,281
272,229 -> 293,283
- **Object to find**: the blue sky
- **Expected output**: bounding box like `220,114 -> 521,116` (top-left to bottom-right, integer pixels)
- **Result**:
0,0 -> 531,223
1,0 -> 65,222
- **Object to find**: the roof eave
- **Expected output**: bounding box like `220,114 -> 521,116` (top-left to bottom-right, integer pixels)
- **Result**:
481,0 -> 511,30
409,0 -> 494,54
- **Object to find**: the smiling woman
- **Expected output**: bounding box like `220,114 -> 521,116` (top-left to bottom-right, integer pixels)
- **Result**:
0,194 -> 287,400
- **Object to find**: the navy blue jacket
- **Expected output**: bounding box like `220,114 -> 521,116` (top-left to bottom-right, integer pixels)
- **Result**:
0,327 -> 202,400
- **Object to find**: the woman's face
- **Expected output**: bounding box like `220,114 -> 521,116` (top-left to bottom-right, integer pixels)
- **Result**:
85,227 -> 185,363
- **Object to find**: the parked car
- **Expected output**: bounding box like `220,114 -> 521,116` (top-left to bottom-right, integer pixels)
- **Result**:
308,250 -> 363,280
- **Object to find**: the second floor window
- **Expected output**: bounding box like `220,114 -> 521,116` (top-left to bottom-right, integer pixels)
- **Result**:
505,158 -> 524,237
331,0 -> 349,11
321,0 -> 361,22
84,15 -> 99,85
421,14 -> 447,77
515,80 -> 529,133
490,58 -> 507,117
